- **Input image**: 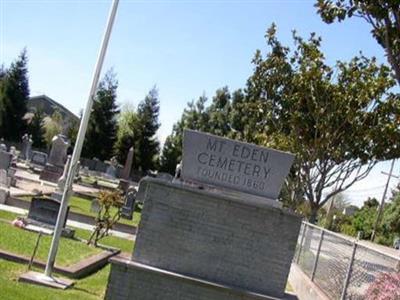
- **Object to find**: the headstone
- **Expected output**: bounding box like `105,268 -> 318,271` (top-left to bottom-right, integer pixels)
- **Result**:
20,134 -> 33,161
181,130 -> 294,200
106,157 -> 118,178
90,199 -> 101,214
0,169 -> 10,188
48,134 -> 69,167
0,188 -> 9,204
0,139 -> 7,152
39,164 -> 64,183
0,151 -> 12,170
40,135 -> 69,183
30,151 -> 48,167
122,146 -> 134,180
27,197 -> 69,228
51,155 -> 71,201
105,130 -> 301,300
121,186 -> 136,220
82,166 -> 90,177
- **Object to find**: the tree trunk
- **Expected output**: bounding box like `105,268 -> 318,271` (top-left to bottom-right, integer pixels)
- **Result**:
308,203 -> 319,224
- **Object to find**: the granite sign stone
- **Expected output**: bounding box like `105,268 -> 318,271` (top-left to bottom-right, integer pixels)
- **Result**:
181,130 -> 294,200
105,130 -> 301,300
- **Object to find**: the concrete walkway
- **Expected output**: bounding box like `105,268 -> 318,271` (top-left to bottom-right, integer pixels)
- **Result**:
0,203 -> 135,241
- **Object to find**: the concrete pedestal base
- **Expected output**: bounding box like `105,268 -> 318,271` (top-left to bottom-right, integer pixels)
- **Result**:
18,271 -> 74,289
105,256 -> 297,300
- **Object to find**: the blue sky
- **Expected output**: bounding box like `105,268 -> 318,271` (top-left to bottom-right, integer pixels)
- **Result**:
1,0 -> 399,206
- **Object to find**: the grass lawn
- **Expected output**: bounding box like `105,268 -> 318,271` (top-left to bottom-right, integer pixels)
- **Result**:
16,196 -> 142,227
0,259 -> 110,300
0,210 -> 134,262
0,209 -> 135,299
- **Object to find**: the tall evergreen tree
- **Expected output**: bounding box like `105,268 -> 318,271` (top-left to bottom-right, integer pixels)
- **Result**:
82,69 -> 119,160
114,105 -> 139,165
28,110 -> 46,149
0,49 -> 29,141
135,87 -> 160,172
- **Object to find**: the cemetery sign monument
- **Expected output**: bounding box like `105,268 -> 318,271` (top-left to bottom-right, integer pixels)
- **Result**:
105,130 -> 301,300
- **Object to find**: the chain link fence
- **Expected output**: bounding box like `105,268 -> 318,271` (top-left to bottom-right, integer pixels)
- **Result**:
294,222 -> 400,300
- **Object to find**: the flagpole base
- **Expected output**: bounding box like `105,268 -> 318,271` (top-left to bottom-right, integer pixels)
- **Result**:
19,271 -> 74,290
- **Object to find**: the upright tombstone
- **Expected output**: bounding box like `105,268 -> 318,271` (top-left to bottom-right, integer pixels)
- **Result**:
105,156 -> 118,179
0,151 -> 12,171
122,146 -> 134,180
20,134 -> 33,161
48,135 -> 69,167
40,135 -> 69,183
51,155 -> 71,202
121,186 -> 137,220
105,130 -> 301,300
0,138 -> 7,152
30,151 -> 48,169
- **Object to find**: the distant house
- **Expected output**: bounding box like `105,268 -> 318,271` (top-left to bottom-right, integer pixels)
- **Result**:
343,205 -> 359,216
25,95 -> 79,132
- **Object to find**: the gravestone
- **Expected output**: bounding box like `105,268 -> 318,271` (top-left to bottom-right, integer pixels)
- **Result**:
90,199 -> 101,214
0,169 -> 11,188
0,139 -> 7,152
0,151 -> 12,170
106,157 -> 118,179
51,155 -> 71,202
40,135 -> 69,183
48,135 -> 69,167
0,188 -> 9,204
20,134 -> 33,161
121,186 -> 136,220
122,146 -> 134,180
26,197 -> 69,229
105,130 -> 301,300
30,151 -> 48,168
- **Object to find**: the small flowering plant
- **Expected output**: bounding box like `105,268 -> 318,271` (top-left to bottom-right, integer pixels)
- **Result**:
365,272 -> 400,300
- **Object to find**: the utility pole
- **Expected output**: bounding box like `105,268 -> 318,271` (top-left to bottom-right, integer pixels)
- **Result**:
325,180 -> 340,230
371,159 -> 398,242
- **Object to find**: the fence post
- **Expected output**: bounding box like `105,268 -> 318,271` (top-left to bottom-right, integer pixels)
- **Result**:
311,229 -> 324,281
296,222 -> 307,264
341,240 -> 358,300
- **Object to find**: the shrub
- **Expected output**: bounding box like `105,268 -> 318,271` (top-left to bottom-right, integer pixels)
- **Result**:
365,272 -> 400,300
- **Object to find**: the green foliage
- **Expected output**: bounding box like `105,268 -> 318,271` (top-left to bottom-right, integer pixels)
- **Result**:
114,87 -> 161,172
44,109 -> 63,146
82,70 -> 119,160
28,109 -> 46,149
382,184 -> 400,237
316,0 -> 400,85
158,134 -> 182,174
134,87 -> 160,172
114,104 -> 138,165
0,49 -> 29,141
88,190 -> 124,246
245,24 -> 400,222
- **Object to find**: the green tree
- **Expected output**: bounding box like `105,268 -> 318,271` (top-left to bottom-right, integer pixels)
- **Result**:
382,184 -> 400,236
0,49 -> 29,141
134,87 -> 160,172
159,94 -> 210,173
245,24 -> 400,222
28,110 -> 46,149
114,104 -> 139,166
316,0 -> 400,86
44,109 -> 63,147
82,70 -> 119,160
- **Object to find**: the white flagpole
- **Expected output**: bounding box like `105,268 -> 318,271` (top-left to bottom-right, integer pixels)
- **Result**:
44,0 -> 120,277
